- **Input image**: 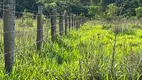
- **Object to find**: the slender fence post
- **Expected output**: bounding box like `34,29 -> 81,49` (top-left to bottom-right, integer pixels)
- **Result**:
3,0 -> 15,74
65,12 -> 68,35
82,17 -> 85,25
51,10 -> 56,42
72,14 -> 74,30
76,16 -> 79,30
74,15 -> 76,30
74,15 -> 75,29
59,12 -> 64,35
75,16 -> 77,30
70,15 -> 72,30
37,5 -> 43,50
69,14 -> 71,31
78,16 -> 81,28
80,16 -> 83,26
75,15 -> 77,30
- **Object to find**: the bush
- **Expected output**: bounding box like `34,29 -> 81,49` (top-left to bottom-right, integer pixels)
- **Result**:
88,6 -> 102,19
17,10 -> 34,27
135,7 -> 142,19
23,11 -> 34,27
105,3 -> 119,20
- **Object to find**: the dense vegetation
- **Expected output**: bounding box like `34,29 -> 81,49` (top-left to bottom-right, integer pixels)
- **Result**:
0,18 -> 142,79
1,0 -> 142,19
0,0 -> 142,80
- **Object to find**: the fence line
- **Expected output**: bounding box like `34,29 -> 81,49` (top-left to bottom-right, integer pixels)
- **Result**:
0,23 -> 84,75
0,19 -> 84,56
0,3 -> 88,75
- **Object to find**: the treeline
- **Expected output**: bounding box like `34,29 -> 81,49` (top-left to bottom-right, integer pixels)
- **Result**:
89,0 -> 142,19
0,0 -> 142,19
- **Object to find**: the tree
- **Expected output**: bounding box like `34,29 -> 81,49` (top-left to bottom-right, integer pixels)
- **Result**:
80,0 -> 90,5
88,5 -> 102,18
91,0 -> 101,5
106,3 -> 119,18
16,0 -> 37,13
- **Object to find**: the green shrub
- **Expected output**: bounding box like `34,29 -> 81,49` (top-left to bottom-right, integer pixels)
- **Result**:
23,11 -> 34,27
135,7 -> 142,19
17,10 -> 34,27
88,6 -> 102,18
105,3 -> 119,20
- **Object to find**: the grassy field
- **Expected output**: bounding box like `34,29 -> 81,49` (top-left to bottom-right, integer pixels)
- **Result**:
0,19 -> 142,80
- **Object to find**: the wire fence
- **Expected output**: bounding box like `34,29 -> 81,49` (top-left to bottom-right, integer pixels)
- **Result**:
0,3 -> 88,76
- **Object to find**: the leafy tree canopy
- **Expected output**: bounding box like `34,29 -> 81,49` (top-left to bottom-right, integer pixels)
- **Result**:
0,0 -> 142,18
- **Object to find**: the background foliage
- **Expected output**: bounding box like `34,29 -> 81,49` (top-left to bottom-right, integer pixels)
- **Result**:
1,0 -> 142,19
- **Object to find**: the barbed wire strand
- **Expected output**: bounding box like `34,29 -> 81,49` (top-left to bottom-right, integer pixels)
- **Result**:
2,27 -> 81,78
0,20 -> 84,58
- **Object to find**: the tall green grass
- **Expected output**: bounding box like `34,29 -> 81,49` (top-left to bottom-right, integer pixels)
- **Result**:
0,19 -> 142,80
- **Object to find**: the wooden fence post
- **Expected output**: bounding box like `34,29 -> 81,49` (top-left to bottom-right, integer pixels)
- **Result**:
59,12 -> 64,35
72,14 -> 74,30
78,16 -> 81,28
37,5 -> 43,50
75,16 -> 77,30
69,15 -> 71,31
82,17 -> 85,25
70,15 -> 72,30
80,16 -> 83,26
51,10 -> 56,42
76,16 -> 79,30
74,15 -> 76,30
3,0 -> 15,74
75,15 -> 78,30
65,13 -> 68,35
